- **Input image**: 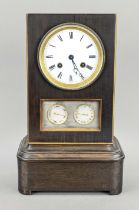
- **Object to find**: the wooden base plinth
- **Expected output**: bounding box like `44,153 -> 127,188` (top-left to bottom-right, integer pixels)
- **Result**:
17,136 -> 125,195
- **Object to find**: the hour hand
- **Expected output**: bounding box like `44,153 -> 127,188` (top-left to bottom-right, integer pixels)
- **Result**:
69,55 -> 84,80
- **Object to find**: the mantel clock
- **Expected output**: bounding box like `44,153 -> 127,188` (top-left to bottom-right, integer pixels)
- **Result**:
17,14 -> 125,195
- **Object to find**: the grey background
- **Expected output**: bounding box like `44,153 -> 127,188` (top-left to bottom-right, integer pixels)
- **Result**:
0,0 -> 139,209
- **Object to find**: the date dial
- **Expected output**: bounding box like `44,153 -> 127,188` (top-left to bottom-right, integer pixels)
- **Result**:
47,104 -> 68,125
74,104 -> 95,125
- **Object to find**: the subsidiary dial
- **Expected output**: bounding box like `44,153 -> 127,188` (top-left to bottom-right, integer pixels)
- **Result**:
74,104 -> 95,125
47,104 -> 68,125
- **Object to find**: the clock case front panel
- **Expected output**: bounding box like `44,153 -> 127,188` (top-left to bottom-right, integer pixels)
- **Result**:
27,14 -> 116,144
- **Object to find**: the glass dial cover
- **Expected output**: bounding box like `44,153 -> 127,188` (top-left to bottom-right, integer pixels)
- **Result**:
74,104 -> 95,125
47,104 -> 68,125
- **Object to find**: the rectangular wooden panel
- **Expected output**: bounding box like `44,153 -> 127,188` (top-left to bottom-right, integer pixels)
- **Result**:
27,14 -> 116,143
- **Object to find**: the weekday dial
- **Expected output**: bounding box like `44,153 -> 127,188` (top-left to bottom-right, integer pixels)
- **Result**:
38,23 -> 105,90
74,104 -> 95,125
47,104 -> 68,125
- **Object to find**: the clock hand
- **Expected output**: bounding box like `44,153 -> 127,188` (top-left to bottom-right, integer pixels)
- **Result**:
69,55 -> 84,80
73,68 -> 84,80
53,112 -> 65,117
72,61 -> 85,80
77,113 -> 89,116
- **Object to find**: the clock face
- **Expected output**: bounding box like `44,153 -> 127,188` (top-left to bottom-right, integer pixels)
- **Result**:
47,104 -> 68,125
38,23 -> 105,90
74,104 -> 95,125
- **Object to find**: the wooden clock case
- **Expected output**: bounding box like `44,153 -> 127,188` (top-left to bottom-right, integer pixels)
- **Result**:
17,14 -> 125,195
27,14 -> 115,144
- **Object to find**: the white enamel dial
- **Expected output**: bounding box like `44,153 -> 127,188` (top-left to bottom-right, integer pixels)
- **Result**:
47,104 -> 68,125
38,23 -> 105,90
74,104 -> 95,125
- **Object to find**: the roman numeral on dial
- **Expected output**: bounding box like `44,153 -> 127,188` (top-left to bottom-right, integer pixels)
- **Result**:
57,72 -> 62,79
80,35 -> 84,41
89,55 -> 96,58
69,75 -> 73,81
86,65 -> 93,70
69,32 -> 73,39
49,44 -> 56,48
49,65 -> 55,71
57,35 -> 63,41
86,44 -> 93,49
46,55 -> 53,58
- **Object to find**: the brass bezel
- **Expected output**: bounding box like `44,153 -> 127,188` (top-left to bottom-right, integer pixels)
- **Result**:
38,23 -> 105,90
40,99 -> 102,132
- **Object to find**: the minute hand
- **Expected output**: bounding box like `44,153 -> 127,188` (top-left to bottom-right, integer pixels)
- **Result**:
71,59 -> 84,80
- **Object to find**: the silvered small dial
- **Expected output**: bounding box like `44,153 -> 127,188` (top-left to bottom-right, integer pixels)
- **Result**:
74,104 -> 95,125
47,104 -> 68,125
38,23 -> 105,90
